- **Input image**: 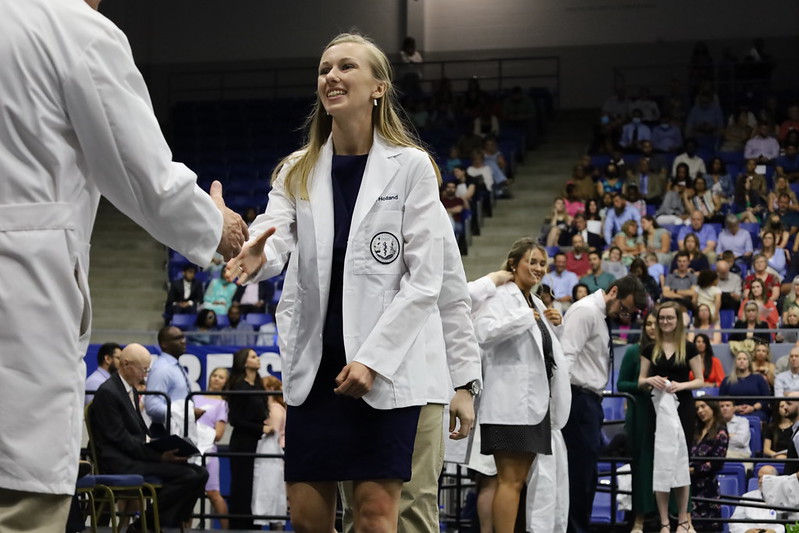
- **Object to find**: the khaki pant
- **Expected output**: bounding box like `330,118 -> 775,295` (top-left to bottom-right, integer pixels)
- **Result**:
0,488 -> 72,533
340,403 -> 445,533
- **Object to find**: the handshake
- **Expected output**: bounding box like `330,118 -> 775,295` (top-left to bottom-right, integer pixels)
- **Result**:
210,180 -> 250,261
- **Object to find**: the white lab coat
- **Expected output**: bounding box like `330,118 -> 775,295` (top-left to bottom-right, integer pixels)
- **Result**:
248,134 -> 449,409
651,389 -> 691,492
0,0 -> 221,495
472,282 -> 569,425
729,489 -> 784,533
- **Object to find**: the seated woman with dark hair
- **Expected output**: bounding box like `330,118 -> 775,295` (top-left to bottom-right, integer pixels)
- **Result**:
688,305 -> 722,346
629,257 -> 659,303
733,160 -> 767,223
188,309 -> 218,345
671,233 -> 710,273
690,400 -> 729,532
763,401 -> 794,459
687,333 -> 725,386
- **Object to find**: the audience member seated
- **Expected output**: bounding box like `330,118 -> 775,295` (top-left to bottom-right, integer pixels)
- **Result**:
85,342 -> 122,404
188,309 -> 217,346
233,279 -> 273,316
540,197 -> 572,247
640,215 -> 672,266
731,300 -> 773,344
452,165 -> 477,205
445,146 -> 464,174
626,185 -> 647,218
596,162 -> 625,198
473,106 -> 499,138
782,392 -> 799,475
719,350 -> 771,423
629,257 -> 660,303
626,157 -> 666,205
753,341 -> 777,389
672,139 -> 708,178
604,192 -> 641,247
737,158 -> 769,197
165,264 -> 204,319
688,334 -> 725,385
776,306 -> 799,344
690,399 -> 729,533
716,215 -> 754,268
720,109 -> 755,152
779,104 -> 799,144
219,303 -> 255,346
601,85 -> 630,124
769,176 -> 798,213
758,231 -> 788,280
603,246 -> 629,280
729,465 -> 785,533
440,180 -> 467,236
609,307 -> 639,345
716,257 -> 743,311
580,251 -> 617,292
572,283 -> 590,304
763,214 -> 791,250
777,142 -> 799,183
775,347 -> 799,398
630,87 -> 660,123
672,234 -> 711,273
690,302 -> 722,345
656,173 -> 691,226
614,219 -> 645,266
619,109 -> 651,153
678,211 -> 717,258
565,234 -> 591,277
745,122 -> 781,164
764,402 -> 793,459
645,252 -> 666,286
203,275 -> 237,317
651,114 -> 683,153
663,251 -> 697,310
744,255 -> 781,302
482,137 -> 510,185
567,164 -> 596,202
563,183 -> 586,218
467,149 -> 494,191
686,176 -> 720,221
686,92 -> 725,144
90,344 -> 209,530
719,399 -> 752,459
585,198 -> 603,224
560,212 -> 605,250
542,252 -> 579,312
705,157 -> 735,206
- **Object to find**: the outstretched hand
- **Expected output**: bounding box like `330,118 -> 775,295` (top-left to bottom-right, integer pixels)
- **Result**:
210,181 -> 249,260
334,362 -> 376,398
224,227 -> 276,285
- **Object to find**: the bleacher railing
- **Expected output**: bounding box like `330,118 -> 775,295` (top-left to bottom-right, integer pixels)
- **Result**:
165,56 -> 560,106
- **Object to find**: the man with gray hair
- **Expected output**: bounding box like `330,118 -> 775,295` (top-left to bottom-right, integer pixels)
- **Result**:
716,257 -> 743,311
716,214 -> 754,268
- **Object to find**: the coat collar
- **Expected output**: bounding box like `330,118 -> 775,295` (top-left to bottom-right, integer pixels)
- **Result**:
498,282 -> 545,359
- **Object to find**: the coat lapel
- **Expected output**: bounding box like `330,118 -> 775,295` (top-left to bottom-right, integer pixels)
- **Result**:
309,137 -> 335,309
348,133 -> 401,241
505,284 -> 545,362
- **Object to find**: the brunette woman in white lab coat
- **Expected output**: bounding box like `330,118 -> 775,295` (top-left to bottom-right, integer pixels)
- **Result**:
472,238 -> 569,533
225,33 -> 458,533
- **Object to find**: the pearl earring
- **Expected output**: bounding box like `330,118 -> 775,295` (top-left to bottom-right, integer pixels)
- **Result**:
373,98 -> 378,107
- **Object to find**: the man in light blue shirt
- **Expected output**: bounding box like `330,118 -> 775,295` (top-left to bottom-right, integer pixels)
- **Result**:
144,326 -> 197,434
775,348 -> 799,398
542,252 -> 579,312
716,214 -> 753,262
677,210 -> 718,260
604,193 -> 641,245
219,303 -> 255,346
85,342 -> 121,404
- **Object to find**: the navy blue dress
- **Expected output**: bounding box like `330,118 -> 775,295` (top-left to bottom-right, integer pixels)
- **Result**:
284,154 -> 421,482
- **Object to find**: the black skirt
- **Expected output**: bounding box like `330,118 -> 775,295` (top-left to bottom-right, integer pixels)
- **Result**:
480,410 -> 552,455
283,343 -> 421,482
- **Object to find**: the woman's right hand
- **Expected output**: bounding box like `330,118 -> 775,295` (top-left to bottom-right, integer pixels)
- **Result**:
647,376 -> 668,390
224,227 -> 276,284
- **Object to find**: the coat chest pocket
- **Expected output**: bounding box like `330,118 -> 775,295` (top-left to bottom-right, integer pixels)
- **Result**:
355,210 -> 404,275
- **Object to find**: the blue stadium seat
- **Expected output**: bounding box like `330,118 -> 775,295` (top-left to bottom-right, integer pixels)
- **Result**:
752,461 -> 785,475
171,313 -> 197,329
602,396 -> 624,421
749,425 -> 762,455
748,477 -> 758,492
215,314 -> 230,328
719,462 -> 746,492
718,474 -> 739,498
244,313 -> 273,327
719,309 -> 735,342
721,504 -> 731,533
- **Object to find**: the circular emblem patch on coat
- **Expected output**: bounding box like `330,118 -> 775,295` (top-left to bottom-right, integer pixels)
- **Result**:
370,232 -> 400,264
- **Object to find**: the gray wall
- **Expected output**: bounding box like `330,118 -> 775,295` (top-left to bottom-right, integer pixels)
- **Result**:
99,0 -> 799,110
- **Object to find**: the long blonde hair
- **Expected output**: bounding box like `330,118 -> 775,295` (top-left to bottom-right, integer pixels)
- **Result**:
651,301 -> 688,365
726,350 -> 753,385
273,32 -> 441,200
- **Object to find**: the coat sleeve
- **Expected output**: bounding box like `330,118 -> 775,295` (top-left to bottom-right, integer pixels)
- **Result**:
62,27 -> 221,266
353,154 -> 445,379
247,167 -> 299,283
468,276 -> 499,314
437,214 -> 482,388
561,305 -> 596,367
616,345 -> 641,394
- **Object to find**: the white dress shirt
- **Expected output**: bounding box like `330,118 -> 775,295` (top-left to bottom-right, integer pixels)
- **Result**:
561,289 -> 610,394
729,489 -> 784,533
725,415 -> 752,458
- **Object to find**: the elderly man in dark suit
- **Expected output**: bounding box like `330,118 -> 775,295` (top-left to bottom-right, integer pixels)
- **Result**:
89,344 -> 208,531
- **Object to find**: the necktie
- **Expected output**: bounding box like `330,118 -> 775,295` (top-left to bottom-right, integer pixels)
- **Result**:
632,125 -> 639,144
640,174 -> 648,196
179,363 -> 192,395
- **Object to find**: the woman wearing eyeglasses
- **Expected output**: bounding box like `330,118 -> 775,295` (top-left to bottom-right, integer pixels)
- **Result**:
638,301 -> 705,533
